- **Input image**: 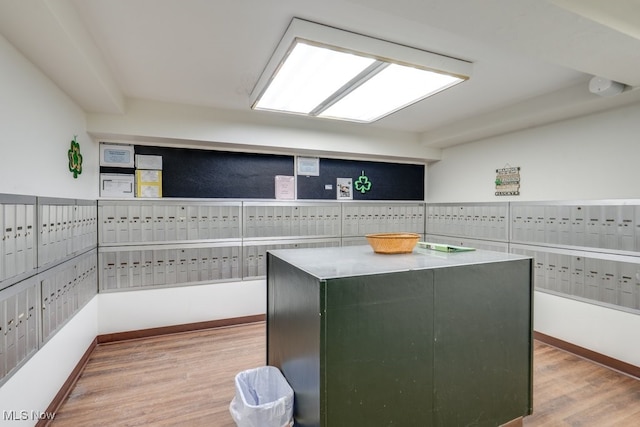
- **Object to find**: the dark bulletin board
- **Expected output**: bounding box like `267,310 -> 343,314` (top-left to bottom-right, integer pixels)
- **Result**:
99,144 -> 424,200
132,146 -> 294,198
297,158 -> 424,201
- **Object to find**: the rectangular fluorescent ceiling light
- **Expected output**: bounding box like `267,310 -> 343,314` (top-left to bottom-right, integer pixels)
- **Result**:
251,18 -> 472,123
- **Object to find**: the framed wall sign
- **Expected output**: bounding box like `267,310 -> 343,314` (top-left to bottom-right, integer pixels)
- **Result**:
297,156 -> 320,176
495,166 -> 520,196
100,143 -> 135,168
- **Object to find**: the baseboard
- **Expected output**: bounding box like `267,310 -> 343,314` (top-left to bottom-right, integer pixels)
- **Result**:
37,338 -> 98,427
38,314 -> 265,426
96,314 -> 266,344
534,331 -> 640,379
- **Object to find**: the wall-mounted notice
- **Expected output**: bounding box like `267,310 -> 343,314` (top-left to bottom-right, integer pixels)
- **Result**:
100,173 -> 134,197
275,175 -> 295,200
136,170 -> 162,198
297,157 -> 320,176
135,154 -> 163,170
100,143 -> 135,168
495,166 -> 520,196
337,178 -> 353,200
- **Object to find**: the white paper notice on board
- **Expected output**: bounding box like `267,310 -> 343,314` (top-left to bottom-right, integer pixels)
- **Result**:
135,154 -> 163,170
100,174 -> 134,197
337,178 -> 352,200
275,175 -> 295,200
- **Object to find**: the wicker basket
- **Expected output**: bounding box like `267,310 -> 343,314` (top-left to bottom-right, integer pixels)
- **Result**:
365,232 -> 420,254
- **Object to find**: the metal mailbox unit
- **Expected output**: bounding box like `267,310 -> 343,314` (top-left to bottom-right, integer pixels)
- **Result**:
99,242 -> 242,292
242,201 -> 343,279
97,200 -> 429,288
37,198 -> 98,270
510,199 -> 640,254
0,276 -> 39,386
243,201 -> 424,279
341,201 -> 425,237
98,199 -> 242,245
0,195 -> 99,386
243,201 -> 342,239
0,194 -> 37,292
426,202 -> 509,242
243,238 -> 340,279
98,200 -> 244,292
39,249 -> 98,343
0,194 -> 40,386
510,200 -> 640,314
267,246 -> 533,427
511,244 -> 640,312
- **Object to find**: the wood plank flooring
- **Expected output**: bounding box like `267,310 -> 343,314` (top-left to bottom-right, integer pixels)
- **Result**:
49,322 -> 640,426
524,341 -> 640,427
50,323 -> 265,427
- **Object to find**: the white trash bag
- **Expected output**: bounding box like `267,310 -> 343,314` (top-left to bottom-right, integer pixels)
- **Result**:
229,366 -> 294,427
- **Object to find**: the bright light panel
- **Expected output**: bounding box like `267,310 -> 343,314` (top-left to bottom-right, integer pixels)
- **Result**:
319,64 -> 463,122
252,36 -> 468,123
254,41 -> 375,114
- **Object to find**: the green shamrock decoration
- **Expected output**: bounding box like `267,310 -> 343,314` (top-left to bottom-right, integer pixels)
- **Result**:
68,136 -> 83,179
354,170 -> 372,194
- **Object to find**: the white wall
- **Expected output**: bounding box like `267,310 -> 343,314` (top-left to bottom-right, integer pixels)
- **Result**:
0,33 -> 101,425
0,35 -> 98,199
98,280 -> 265,334
427,102 -> 640,203
427,102 -> 640,367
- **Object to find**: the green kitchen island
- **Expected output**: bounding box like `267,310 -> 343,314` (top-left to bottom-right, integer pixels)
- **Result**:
266,245 -> 533,427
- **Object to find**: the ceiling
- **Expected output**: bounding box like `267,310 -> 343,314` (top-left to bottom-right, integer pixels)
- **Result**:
1,0 -> 640,148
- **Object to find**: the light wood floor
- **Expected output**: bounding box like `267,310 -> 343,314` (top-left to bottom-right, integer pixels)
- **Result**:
50,322 -> 640,426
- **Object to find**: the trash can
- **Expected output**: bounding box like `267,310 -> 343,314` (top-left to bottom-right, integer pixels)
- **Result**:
229,366 -> 294,427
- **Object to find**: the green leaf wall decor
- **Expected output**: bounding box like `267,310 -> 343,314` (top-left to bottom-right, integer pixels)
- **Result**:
68,136 -> 83,179
354,170 -> 372,193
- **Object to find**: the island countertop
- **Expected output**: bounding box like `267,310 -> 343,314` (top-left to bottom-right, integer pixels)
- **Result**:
268,244 -> 530,280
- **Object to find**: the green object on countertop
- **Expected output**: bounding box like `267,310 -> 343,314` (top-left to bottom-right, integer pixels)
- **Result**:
418,241 -> 476,252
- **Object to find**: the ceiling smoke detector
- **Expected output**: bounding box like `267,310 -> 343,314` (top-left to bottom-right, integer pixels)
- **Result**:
588,76 -> 625,97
